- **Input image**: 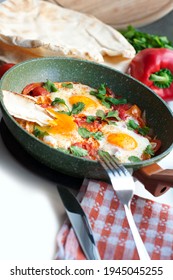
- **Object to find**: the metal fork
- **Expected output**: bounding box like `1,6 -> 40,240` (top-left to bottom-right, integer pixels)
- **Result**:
99,151 -> 150,260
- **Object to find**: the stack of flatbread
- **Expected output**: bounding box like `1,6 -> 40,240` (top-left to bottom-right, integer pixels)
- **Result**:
0,0 -> 135,72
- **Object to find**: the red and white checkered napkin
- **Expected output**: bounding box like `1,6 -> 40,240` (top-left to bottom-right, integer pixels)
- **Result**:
55,179 -> 173,260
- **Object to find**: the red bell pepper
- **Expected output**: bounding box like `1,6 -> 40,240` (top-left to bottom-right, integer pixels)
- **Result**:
0,63 -> 15,78
129,48 -> 173,101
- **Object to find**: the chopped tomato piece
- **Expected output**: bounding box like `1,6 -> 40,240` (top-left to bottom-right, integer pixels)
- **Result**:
126,105 -> 141,118
151,139 -> 161,153
22,83 -> 43,95
31,86 -> 49,97
113,104 -> 131,120
73,139 -> 99,160
74,116 -> 102,132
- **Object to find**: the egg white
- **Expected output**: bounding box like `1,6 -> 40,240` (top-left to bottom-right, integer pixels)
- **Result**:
50,82 -> 107,116
99,122 -> 150,163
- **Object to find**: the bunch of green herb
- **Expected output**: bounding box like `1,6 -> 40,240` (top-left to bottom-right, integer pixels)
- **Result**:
120,25 -> 173,53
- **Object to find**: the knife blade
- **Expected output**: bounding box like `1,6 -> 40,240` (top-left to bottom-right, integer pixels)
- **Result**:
57,185 -> 101,260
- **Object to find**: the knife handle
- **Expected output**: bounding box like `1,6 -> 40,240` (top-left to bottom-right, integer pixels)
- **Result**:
133,163 -> 173,197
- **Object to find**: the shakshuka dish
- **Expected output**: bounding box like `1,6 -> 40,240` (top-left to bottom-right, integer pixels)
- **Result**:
2,80 -> 161,163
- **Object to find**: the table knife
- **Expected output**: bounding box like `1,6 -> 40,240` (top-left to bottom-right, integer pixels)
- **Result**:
57,185 -> 101,260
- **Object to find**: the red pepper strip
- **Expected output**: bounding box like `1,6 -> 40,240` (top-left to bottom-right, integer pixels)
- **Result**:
129,48 -> 173,101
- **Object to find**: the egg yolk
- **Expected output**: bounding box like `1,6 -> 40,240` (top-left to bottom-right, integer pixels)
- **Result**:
47,109 -> 76,135
69,96 -> 98,110
107,133 -> 137,150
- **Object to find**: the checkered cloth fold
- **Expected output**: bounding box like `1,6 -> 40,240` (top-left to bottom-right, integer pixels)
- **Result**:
55,179 -> 173,260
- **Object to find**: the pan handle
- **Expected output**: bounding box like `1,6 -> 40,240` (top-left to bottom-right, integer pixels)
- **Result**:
133,163 -> 173,197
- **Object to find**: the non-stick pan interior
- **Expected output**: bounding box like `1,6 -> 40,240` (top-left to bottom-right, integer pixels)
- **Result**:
0,57 -> 173,179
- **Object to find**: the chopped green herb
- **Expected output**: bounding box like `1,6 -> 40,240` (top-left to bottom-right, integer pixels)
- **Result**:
96,110 -> 105,120
97,83 -> 107,95
62,82 -> 73,88
57,147 -> 70,154
106,110 -> 121,121
43,79 -> 58,92
127,119 -> 150,136
128,156 -> 141,162
127,119 -> 139,130
71,102 -> 85,115
52,97 -> 66,106
96,109 -> 120,123
138,126 -> 150,136
90,84 -> 127,108
144,145 -> 155,156
51,99 -> 84,115
70,146 -> 88,157
78,127 -> 92,138
78,127 -> 103,140
105,97 -> 127,105
92,131 -> 103,140
86,116 -> 96,123
33,127 -> 48,138
98,149 -> 111,157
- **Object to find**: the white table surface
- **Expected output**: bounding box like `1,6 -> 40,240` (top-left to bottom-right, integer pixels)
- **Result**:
0,101 -> 173,260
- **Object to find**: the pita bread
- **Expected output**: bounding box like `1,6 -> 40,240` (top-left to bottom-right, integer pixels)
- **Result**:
0,0 -> 135,72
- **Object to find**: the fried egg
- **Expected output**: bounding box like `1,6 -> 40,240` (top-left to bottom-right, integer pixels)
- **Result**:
99,122 -> 150,163
41,109 -> 83,149
50,82 -> 107,116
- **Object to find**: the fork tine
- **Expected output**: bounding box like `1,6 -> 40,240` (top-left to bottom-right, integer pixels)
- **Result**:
99,155 -> 115,176
106,153 -> 131,177
99,153 -> 121,176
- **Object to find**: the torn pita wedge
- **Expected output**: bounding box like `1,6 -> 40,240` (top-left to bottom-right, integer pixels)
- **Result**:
0,0 -> 135,72
2,90 -> 54,126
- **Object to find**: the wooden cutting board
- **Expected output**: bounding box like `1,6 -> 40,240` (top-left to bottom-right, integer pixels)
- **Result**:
47,0 -> 173,28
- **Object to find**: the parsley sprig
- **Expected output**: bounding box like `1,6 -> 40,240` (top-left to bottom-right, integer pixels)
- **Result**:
51,97 -> 85,115
90,84 -> 127,108
127,119 -> 150,136
120,25 -> 173,53
70,146 -> 88,157
144,145 -> 155,156
33,126 -> 48,138
43,80 -> 58,92
78,127 -> 103,140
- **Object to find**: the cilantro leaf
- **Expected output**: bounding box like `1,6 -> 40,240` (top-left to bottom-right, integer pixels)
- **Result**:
96,110 -> 105,120
144,145 -> 155,156
78,127 -> 103,140
138,126 -> 150,136
33,127 -> 48,138
92,131 -> 103,140
71,102 -> 85,115
51,97 -> 66,106
97,83 -> 106,95
78,127 -> 91,138
128,156 -> 141,162
62,82 -> 73,88
106,110 -> 121,121
57,147 -> 70,154
70,146 -> 88,157
127,119 -> 150,136
43,80 -> 58,92
86,116 -> 96,123
105,97 -> 127,105
127,119 -> 139,130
